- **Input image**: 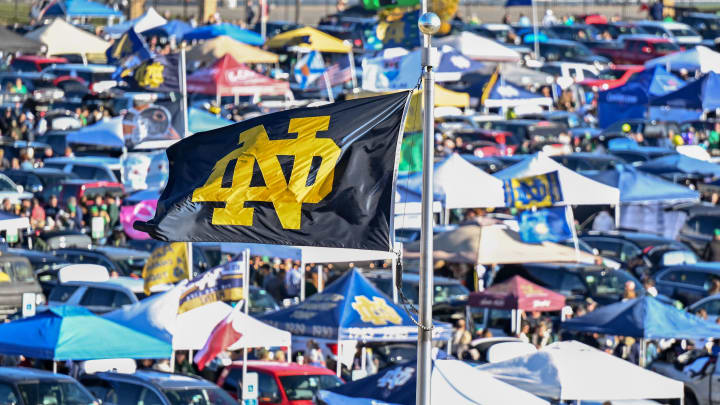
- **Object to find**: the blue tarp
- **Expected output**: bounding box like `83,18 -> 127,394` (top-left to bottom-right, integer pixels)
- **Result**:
639,154 -> 720,178
597,66 -> 684,128
561,296 -> 720,339
66,117 -> 124,148
587,165 -> 699,203
44,0 -> 122,18
183,23 -> 264,46
0,306 -> 171,360
143,20 -> 192,39
258,269 -> 452,341
650,72 -> 720,111
189,107 -> 233,134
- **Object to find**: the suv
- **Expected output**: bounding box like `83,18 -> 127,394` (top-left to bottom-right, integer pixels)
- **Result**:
0,367 -> 95,405
80,370 -> 236,405
41,64 -> 116,94
2,168 -> 77,203
44,156 -> 122,183
217,361 -> 343,404
0,255 -> 45,319
653,263 -> 720,305
52,247 -> 150,278
674,204 -> 720,255
47,281 -> 138,314
678,12 -> 720,40
537,39 -> 610,65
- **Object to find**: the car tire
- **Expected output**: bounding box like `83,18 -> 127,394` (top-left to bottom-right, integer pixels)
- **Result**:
685,390 -> 699,405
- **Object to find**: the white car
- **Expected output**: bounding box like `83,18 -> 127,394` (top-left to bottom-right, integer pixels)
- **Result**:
635,21 -> 703,46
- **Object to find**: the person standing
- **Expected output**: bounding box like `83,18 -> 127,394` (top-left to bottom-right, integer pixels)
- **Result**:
704,230 -> 720,262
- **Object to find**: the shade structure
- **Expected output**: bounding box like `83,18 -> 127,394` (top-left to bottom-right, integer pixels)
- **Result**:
26,18 -> 110,57
183,23 -> 264,46
561,295 -> 720,339
645,45 -> 720,73
587,165 -> 699,203
186,36 -> 279,65
493,153 -> 620,206
42,0 -> 122,18
142,20 -> 192,39
649,72 -> 720,111
479,341 -> 683,402
104,7 -> 167,38
67,117 -> 124,148
469,276 -> 566,311
434,31 -> 521,62
188,107 -> 233,133
186,54 -> 290,97
639,153 -> 720,178
396,153 -> 505,209
267,26 -> 351,53
0,306 -> 171,360
0,26 -> 43,53
403,225 -> 598,265
258,269 -> 452,342
319,358 -> 550,405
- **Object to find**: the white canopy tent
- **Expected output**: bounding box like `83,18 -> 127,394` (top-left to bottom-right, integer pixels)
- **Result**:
479,341 -> 684,402
434,31 -> 521,63
104,7 -> 167,38
493,153 -> 620,206
25,18 -> 110,58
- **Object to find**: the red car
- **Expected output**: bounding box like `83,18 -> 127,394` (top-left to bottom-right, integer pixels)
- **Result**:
59,180 -> 124,202
593,37 -> 680,65
10,55 -> 68,72
217,361 -> 343,405
579,65 -> 645,91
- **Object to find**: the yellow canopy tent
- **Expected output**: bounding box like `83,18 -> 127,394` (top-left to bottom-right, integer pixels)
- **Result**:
266,26 -> 351,53
186,36 -> 279,65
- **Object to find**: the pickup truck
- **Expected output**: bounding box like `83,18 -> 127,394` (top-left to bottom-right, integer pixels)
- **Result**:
649,351 -> 719,405
592,36 -> 680,65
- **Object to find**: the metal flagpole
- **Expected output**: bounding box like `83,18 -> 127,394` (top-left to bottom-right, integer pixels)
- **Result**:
416,11 -> 440,405
260,0 -> 267,40
186,243 -> 193,280
180,44 -> 190,137
531,0 -> 539,60
242,249 -> 250,401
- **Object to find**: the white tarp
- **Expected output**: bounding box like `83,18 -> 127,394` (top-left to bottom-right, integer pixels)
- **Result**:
25,18 -> 110,56
645,45 -> 720,73
479,341 -> 683,401
104,7 -> 167,38
434,31 -> 521,62
494,153 -> 620,206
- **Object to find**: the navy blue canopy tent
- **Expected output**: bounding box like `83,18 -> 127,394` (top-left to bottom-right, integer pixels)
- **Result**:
562,296 -> 720,339
650,72 -> 720,111
43,0 -> 122,19
183,23 -> 264,46
639,154 -> 720,180
258,269 -> 451,342
597,66 -> 684,128
0,306 -> 171,360
143,20 -> 192,39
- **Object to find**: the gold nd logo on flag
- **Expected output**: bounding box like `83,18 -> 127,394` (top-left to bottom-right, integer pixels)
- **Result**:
351,295 -> 402,326
191,116 -> 340,230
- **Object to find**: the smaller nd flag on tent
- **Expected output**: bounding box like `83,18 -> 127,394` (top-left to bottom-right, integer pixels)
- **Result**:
267,26 -> 351,53
142,242 -> 188,294
469,276 -> 565,311
186,54 -> 290,97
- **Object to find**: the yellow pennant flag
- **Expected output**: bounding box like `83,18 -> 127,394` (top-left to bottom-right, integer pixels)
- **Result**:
142,242 -> 189,295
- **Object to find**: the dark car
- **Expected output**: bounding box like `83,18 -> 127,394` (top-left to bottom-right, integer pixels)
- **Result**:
608,146 -> 677,165
653,263 -> 720,305
544,24 -> 607,48
80,370 -> 237,405
551,153 -> 624,173
590,22 -> 649,39
35,230 -> 92,251
493,263 -> 644,306
0,255 -> 45,319
10,55 -> 68,72
481,119 -> 567,144
580,231 -> 697,277
52,246 -> 150,278
678,12 -> 720,40
673,203 -> 720,255
0,367 -> 95,405
7,248 -> 69,296
537,39 -> 610,65
459,155 -> 507,173
2,168 -> 78,203
603,119 -> 681,147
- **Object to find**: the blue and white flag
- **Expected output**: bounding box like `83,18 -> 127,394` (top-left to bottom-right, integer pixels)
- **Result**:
177,253 -> 246,314
294,50 -> 326,90
517,207 -> 573,244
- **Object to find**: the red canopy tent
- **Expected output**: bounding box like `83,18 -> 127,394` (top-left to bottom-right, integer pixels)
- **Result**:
469,276 -> 566,311
186,54 -> 290,97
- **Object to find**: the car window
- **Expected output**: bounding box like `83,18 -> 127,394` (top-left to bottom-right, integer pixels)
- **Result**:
137,387 -> 162,405
49,285 -> 79,302
16,381 -> 94,405
558,273 -> 587,295
113,291 -> 132,307
660,270 -> 711,287
79,377 -> 112,403
79,287 -> 115,307
696,216 -> 720,236
620,242 -> 642,262
696,298 -> 720,315
58,253 -> 104,266
279,375 -> 342,401
107,381 -> 143,405
0,382 -> 18,405
582,238 -> 623,259
526,266 -> 563,287
163,388 -> 236,405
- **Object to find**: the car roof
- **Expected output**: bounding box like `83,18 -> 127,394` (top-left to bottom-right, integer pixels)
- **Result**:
4,168 -> 70,177
658,263 -> 720,273
96,370 -> 215,389
686,12 -> 720,19
60,179 -> 123,187
92,246 -> 150,258
542,38 -> 586,46
362,269 -> 461,285
621,35 -> 674,42
228,361 -> 338,376
46,156 -> 120,164
0,367 -> 75,382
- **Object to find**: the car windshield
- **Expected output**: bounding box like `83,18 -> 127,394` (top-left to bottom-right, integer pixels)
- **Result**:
0,176 -> 16,192
654,41 -> 681,52
660,250 -> 698,266
162,387 -> 236,405
584,271 -> 641,297
16,381 -> 95,405
249,288 -> 278,313
670,28 -> 699,37
278,375 -> 343,401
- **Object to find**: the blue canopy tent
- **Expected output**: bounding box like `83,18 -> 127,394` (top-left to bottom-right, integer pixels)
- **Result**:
562,296 -> 720,339
597,66 -> 684,128
43,0 -> 122,19
648,72 -> 720,122
182,23 -> 264,46
639,154 -> 720,180
143,20 -> 192,40
66,117 -> 124,149
0,306 -> 171,360
188,107 -> 233,134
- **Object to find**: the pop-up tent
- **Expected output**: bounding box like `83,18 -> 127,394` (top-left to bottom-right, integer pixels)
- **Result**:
479,341 -> 683,402
434,31 -> 521,62
66,117 -> 124,148
319,359 -> 550,405
648,72 -> 720,122
493,153 -> 620,206
104,7 -> 166,38
396,153 -> 505,209
403,225 -> 597,265
639,153 -> 720,179
25,18 -> 110,58
187,35 -> 279,66
561,295 -> 720,339
597,66 -> 684,128
41,0 -> 122,19
0,26 -> 43,53
0,306 -> 171,360
142,20 -> 192,40
645,45 -> 720,73
258,269 -> 451,342
267,26 -> 351,53
186,54 -> 290,97
183,23 -> 264,46
469,276 -> 565,311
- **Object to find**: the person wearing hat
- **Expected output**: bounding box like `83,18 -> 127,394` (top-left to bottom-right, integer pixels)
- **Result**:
703,229 -> 720,262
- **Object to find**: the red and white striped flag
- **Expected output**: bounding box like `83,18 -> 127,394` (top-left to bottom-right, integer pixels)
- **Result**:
193,303 -> 243,371
325,58 -> 353,87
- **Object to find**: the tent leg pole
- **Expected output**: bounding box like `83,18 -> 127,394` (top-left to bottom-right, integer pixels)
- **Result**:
361,346 -> 366,374
242,347 -> 248,401
615,204 -> 620,229
317,264 -> 323,292
170,351 -> 175,371
336,338 -> 342,377
392,252 -> 398,303
287,342 -> 291,364
446,337 -> 451,355
53,361 -> 56,373
300,260 -> 306,301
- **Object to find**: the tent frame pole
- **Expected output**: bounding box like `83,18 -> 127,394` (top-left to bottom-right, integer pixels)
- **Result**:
317,264 -> 324,292
241,248 -> 250,401
336,335 -> 342,377
300,260 -> 306,301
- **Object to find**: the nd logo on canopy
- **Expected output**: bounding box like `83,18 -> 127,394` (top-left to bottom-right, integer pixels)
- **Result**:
351,295 -> 402,326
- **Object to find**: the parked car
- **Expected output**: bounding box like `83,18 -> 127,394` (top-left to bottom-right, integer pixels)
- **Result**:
687,294 -> 720,322
9,248 -> 69,296
538,39 -> 610,66
608,146 -> 677,165
481,119 -> 567,144
80,369 -> 237,405
544,24 -> 607,48
589,21 -> 648,39
0,367 -> 95,405
551,153 -> 624,173
44,156 -> 123,183
465,23 -> 516,44
653,263 -> 720,305
41,64 -> 117,94
2,168 -> 78,203
577,65 -> 645,91
592,36 -> 680,65
650,357 -> 717,405
674,204 -> 720,255
0,255 -> 45,319
10,55 -> 68,72
47,280 -> 138,314
0,173 -> 33,204
217,361 -> 343,403
634,21 -> 703,46
52,247 -> 149,278
678,12 -> 720,40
